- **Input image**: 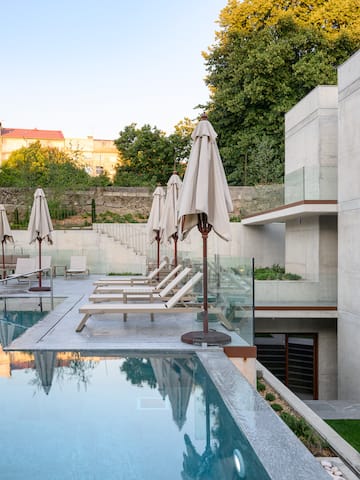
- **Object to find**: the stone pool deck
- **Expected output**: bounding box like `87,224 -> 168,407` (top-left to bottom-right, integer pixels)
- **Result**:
5,274 -> 244,352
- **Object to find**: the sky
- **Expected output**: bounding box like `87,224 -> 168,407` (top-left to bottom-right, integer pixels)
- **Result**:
0,0 -> 227,140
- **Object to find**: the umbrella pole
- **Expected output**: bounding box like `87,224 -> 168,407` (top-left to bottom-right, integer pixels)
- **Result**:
38,238 -> 42,288
202,229 -> 209,335
29,237 -> 51,292
156,231 -> 161,281
181,214 -> 231,346
1,240 -> 5,279
173,233 -> 178,268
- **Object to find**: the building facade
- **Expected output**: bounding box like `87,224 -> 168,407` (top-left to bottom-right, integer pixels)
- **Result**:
0,125 -> 120,179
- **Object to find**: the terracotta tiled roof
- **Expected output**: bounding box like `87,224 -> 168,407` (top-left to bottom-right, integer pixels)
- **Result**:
0,128 -> 64,140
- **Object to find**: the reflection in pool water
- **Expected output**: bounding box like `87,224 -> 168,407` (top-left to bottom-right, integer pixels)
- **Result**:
0,296 -> 62,347
0,351 -> 271,480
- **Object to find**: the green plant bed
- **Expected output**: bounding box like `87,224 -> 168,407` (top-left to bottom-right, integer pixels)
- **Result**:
325,420 -> 360,452
255,264 -> 302,280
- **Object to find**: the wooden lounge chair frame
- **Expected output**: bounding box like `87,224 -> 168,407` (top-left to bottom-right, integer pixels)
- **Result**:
76,271 -> 204,332
94,259 -> 168,286
65,256 -> 90,279
89,266 -> 192,303
0,257 -> 51,289
93,264 -> 182,293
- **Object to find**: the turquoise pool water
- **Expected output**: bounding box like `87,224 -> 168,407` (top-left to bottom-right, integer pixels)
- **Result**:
0,297 -> 59,347
0,351 -> 271,480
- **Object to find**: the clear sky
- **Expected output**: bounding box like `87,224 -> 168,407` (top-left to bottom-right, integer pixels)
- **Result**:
1,0 -> 227,140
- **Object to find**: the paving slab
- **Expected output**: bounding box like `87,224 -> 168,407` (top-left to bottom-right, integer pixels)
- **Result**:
305,400 -> 360,420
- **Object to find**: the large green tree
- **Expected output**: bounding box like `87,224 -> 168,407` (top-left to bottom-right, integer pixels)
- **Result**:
113,123 -> 192,186
204,0 -> 360,185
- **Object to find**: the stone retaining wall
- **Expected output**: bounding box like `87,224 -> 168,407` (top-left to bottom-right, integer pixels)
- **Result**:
0,184 -> 284,221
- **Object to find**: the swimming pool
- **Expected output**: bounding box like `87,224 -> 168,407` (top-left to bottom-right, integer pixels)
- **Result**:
0,348 -> 333,480
0,351 -> 272,480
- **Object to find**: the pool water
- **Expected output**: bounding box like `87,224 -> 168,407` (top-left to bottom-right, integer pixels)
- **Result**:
0,297 -> 59,347
0,351 -> 271,480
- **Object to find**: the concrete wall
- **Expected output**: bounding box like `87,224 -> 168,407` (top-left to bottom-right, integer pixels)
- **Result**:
168,222 -> 285,268
7,222 -> 285,275
286,217 -> 320,281
285,85 -> 338,174
7,229 -> 146,275
337,50 -> 360,400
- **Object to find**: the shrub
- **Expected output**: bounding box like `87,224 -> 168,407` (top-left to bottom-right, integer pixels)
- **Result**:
257,380 -> 266,392
265,392 -> 276,402
254,264 -> 302,280
271,403 -> 283,412
280,411 -> 328,452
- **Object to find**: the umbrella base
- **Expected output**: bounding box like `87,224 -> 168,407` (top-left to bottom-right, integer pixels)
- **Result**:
29,286 -> 51,292
181,330 -> 231,346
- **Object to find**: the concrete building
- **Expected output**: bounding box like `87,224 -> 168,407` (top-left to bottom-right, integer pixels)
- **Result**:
337,50 -> 360,400
0,125 -> 120,179
241,49 -> 360,402
242,85 -> 339,401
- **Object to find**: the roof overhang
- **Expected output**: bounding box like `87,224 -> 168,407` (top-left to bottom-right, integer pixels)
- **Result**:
242,200 -> 338,225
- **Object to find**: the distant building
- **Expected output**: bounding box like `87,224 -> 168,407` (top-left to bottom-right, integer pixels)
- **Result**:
0,124 -> 120,179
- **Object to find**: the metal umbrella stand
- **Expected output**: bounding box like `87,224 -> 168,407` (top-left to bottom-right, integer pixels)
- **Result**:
178,115 -> 232,346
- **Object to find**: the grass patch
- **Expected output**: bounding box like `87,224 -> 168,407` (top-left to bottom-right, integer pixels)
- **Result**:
325,420 -> 360,452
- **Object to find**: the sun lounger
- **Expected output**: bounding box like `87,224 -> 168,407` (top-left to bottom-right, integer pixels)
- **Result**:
76,271 -> 204,332
94,259 -> 168,286
93,264 -> 182,293
89,266 -> 192,303
0,258 -> 50,289
65,256 -> 89,279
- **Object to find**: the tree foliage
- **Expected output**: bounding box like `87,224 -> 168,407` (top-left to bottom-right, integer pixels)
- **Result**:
0,141 -> 110,189
204,0 -> 360,185
113,123 -> 192,186
217,0 -> 360,41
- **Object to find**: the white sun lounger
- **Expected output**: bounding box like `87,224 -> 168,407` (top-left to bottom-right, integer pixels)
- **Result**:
93,264 -> 182,293
65,256 -> 89,279
76,271 -> 204,332
89,266 -> 192,303
94,259 -> 168,286
0,258 -> 51,289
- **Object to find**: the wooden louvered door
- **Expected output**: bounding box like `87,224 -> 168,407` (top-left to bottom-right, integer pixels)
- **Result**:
256,333 -> 318,399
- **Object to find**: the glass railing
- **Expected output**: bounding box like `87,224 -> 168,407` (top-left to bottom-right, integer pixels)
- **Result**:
254,273 -> 337,306
284,166 -> 337,204
175,253 -> 255,346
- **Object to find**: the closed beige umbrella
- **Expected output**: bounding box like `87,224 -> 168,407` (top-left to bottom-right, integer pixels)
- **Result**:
160,172 -> 182,266
147,185 -> 165,269
178,115 -> 233,345
28,188 -> 53,291
0,205 -> 14,279
34,350 -> 57,395
151,358 -> 193,430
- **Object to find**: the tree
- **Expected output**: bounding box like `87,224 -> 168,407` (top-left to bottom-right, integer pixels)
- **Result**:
113,123 -> 191,186
217,0 -> 360,41
0,141 -> 110,189
204,1 -> 360,185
